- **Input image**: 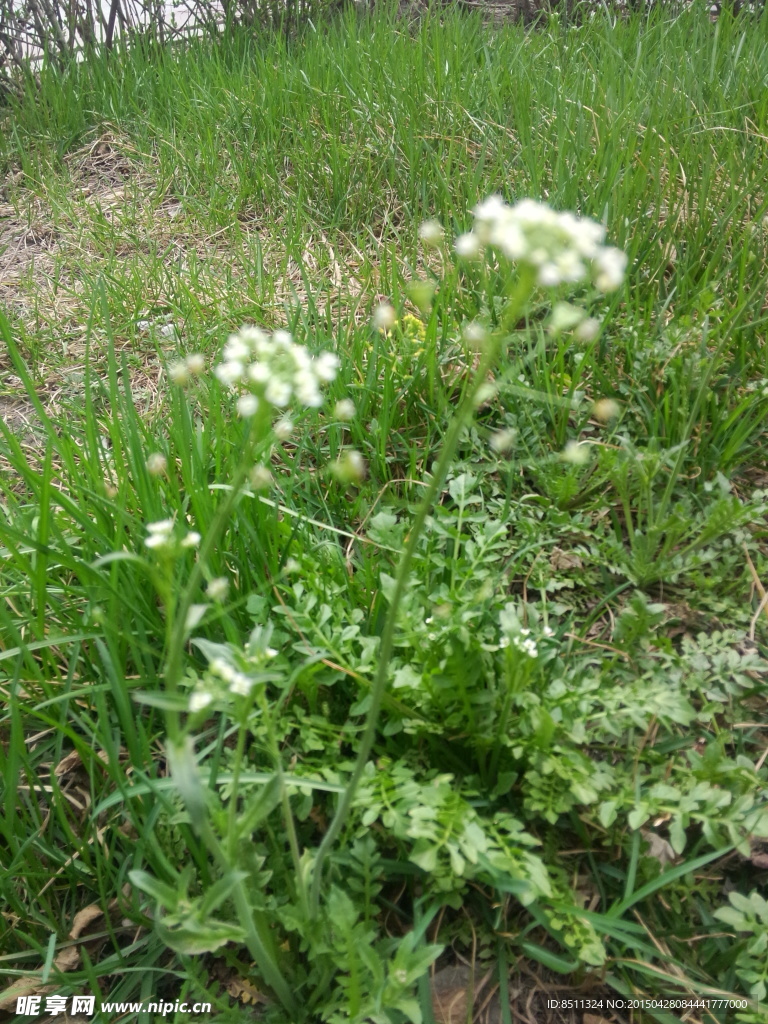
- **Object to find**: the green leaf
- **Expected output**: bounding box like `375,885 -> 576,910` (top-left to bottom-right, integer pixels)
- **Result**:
129,870 -> 181,910
157,917 -> 246,955
238,774 -> 283,835
199,871 -> 249,915
668,816 -> 687,855
520,941 -> 579,974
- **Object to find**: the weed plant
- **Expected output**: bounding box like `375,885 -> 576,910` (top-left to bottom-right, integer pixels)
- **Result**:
1,1 -> 768,1021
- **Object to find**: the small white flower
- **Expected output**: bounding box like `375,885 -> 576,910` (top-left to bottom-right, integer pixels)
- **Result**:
294,374 -> 322,408
418,219 -> 445,246
207,577 -> 229,602
593,247 -> 627,292
274,417 -> 294,440
185,353 -> 205,375
518,637 -> 538,658
273,329 -> 293,349
462,321 -> 488,347
561,440 -> 591,465
265,378 -> 292,407
223,335 -> 251,362
144,534 -> 171,550
473,382 -> 496,408
472,194 -> 508,243
314,351 -> 340,382
574,317 -> 601,342
249,464 -> 273,490
331,449 -> 366,484
537,263 -> 562,287
454,232 -> 482,259
209,657 -> 229,677
189,691 -> 213,712
334,399 -> 356,421
181,531 -> 201,548
147,518 -> 175,534
283,557 -> 301,574
372,303 -> 397,332
146,453 -> 167,476
168,361 -> 189,385
229,672 -> 256,697
239,326 -> 268,349
247,361 -> 271,384
490,428 -> 516,453
214,360 -> 245,387
237,394 -> 259,418
543,626 -> 554,637
144,518 -> 175,550
492,220 -> 528,260
593,398 -> 620,423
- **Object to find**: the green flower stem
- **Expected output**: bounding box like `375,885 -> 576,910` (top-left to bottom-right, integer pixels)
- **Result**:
197,815 -> 299,1015
227,694 -> 256,861
160,411 -> 299,1013
257,687 -> 309,916
162,415 -> 262,742
308,268 -> 535,917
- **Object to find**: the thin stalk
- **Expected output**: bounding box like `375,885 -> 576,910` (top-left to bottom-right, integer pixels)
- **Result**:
227,697 -> 255,861
161,410 -> 300,1013
308,269 -> 535,917
198,816 -> 299,1015
162,416 -> 261,741
257,687 -> 309,917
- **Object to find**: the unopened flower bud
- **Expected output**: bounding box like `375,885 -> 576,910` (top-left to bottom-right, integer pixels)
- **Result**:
146,453 -> 167,477
185,353 -> 205,375
574,317 -> 601,342
331,449 -> 366,485
207,577 -> 229,602
372,303 -> 397,333
274,417 -> 293,440
249,464 -> 273,490
418,219 -> 445,246
490,428 -> 517,453
462,321 -> 488,349
455,233 -> 481,259
168,361 -> 189,385
334,399 -> 356,421
237,394 -> 259,418
593,398 -> 620,423
561,440 -> 591,465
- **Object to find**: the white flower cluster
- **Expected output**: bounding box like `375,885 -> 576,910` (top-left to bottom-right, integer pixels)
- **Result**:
207,656 -> 263,697
144,519 -> 201,552
497,602 -> 555,660
214,326 -> 339,414
203,641 -> 278,700
455,195 -> 627,292
499,629 -> 539,659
